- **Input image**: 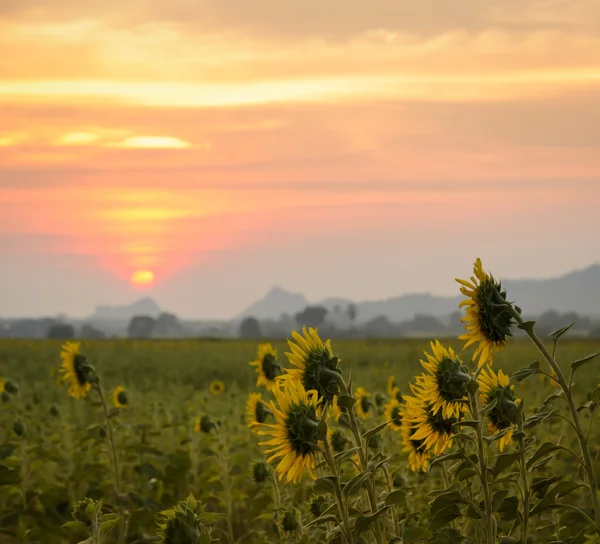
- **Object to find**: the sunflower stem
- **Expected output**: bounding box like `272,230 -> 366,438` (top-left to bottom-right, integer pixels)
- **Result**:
382,465 -> 400,537
271,470 -> 284,540
517,414 -> 530,544
506,305 -> 600,533
337,377 -> 385,544
468,391 -> 494,544
322,431 -> 355,544
94,383 -> 125,544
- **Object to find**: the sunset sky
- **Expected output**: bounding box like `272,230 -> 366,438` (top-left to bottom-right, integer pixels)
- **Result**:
1,0 -> 600,319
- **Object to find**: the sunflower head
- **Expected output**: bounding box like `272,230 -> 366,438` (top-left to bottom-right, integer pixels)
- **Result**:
194,415 -> 217,434
401,416 -> 430,473
281,507 -> 300,533
0,379 -> 4,394
285,327 -> 341,403
309,495 -> 329,518
417,340 -> 471,418
374,392 -> 386,408
58,342 -> 95,399
209,381 -> 225,396
257,377 -> 321,483
354,387 -> 372,420
112,386 -> 128,408
384,398 -> 403,431
387,376 -> 397,396
246,392 -> 272,430
478,366 -> 519,451
156,494 -> 217,543
328,428 -> 349,454
252,460 -> 270,483
456,258 -> 516,367
250,343 -> 283,391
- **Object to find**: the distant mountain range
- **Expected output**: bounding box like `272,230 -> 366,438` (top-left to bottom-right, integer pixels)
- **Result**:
89,297 -> 162,321
238,264 -> 600,323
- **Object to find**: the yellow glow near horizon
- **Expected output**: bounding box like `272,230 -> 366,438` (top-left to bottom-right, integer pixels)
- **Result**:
115,136 -> 193,149
131,270 -> 154,287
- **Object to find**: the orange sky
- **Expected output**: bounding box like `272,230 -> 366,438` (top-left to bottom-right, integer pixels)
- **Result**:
1,1 -> 600,317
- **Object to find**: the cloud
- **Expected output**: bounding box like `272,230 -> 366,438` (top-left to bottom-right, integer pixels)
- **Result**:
110,136 -> 195,149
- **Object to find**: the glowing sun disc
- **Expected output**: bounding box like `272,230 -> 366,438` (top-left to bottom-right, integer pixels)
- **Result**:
131,270 -> 155,287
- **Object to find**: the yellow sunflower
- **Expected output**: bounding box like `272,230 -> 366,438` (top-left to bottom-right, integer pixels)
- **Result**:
400,408 -> 431,473
327,395 -> 342,423
354,387 -> 372,420
250,343 -> 283,392
387,375 -> 397,397
246,392 -> 272,431
257,377 -> 322,483
284,327 -> 341,403
403,392 -> 460,456
456,258 -> 514,367
0,378 -> 4,394
209,380 -> 225,396
112,386 -> 128,408
414,340 -> 471,419
384,398 -> 403,431
478,366 -> 519,452
58,341 -> 92,399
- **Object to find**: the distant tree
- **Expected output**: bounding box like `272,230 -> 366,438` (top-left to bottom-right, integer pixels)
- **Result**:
80,324 -> 106,339
399,314 -> 446,336
239,317 -> 262,339
154,312 -> 183,338
347,303 -> 357,323
589,326 -> 600,339
47,323 -> 75,339
128,315 -> 156,339
294,306 -> 328,329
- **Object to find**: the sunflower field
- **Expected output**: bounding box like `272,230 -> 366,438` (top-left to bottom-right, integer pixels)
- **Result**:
1,259 -> 600,544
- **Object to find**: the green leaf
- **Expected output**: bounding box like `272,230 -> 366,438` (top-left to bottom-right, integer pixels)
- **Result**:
430,492 -> 465,515
492,490 -> 508,512
543,391 -> 566,404
428,504 -> 462,532
429,451 -> 468,468
548,321 -> 577,341
454,420 -> 480,429
362,421 -> 389,443
493,452 -> 520,477
341,471 -> 371,499
303,514 -> 339,529
0,464 -> 21,486
552,481 -> 584,498
517,321 -> 536,335
499,538 -> 518,544
571,350 -> 600,372
312,476 -> 339,496
577,401 -> 596,413
317,419 -> 328,441
354,506 -> 390,538
457,468 -> 478,481
402,526 -> 434,542
497,496 -> 520,521
480,397 -> 498,417
466,380 -> 480,394
434,528 -> 466,544
511,361 -> 541,383
62,521 -> 86,530
591,386 -> 600,404
524,407 -> 554,430
527,441 -> 561,469
336,395 -> 356,410
384,490 -> 407,506
99,517 -> 121,534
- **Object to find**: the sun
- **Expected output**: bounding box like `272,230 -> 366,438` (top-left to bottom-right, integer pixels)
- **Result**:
131,270 -> 155,288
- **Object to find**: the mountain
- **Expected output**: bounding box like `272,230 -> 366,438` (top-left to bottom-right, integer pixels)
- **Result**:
89,297 -> 162,321
237,287 -> 308,320
239,264 -> 600,322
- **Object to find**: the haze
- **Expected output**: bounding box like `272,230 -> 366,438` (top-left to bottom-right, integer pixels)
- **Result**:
1,0 -> 600,319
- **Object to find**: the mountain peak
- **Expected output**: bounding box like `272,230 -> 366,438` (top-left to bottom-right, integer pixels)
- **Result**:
238,287 -> 308,320
90,297 -> 162,321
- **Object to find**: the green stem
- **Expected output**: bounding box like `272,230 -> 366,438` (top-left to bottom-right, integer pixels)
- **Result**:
337,378 -> 385,544
271,471 -> 284,540
469,391 -> 494,544
508,307 -> 600,532
517,417 -> 530,544
322,432 -> 355,544
382,465 -> 400,537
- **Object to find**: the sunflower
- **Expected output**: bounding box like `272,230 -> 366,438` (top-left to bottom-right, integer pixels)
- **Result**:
209,380 -> 225,396
112,386 -> 128,408
194,415 -> 217,433
327,395 -> 343,423
384,398 -> 403,431
456,258 -> 515,367
251,343 -> 283,392
478,366 -> 519,452
354,387 -> 372,420
58,341 -> 93,399
415,340 -> 471,419
328,428 -> 349,454
246,392 -> 272,431
387,376 -> 397,397
0,379 -> 4,394
284,327 -> 341,403
257,377 -> 322,483
400,413 -> 430,473
404,393 -> 460,456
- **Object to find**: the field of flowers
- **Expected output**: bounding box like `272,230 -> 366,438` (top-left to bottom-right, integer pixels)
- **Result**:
1,259 -> 600,544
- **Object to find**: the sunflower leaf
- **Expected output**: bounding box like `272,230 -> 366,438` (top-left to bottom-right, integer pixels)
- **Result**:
480,397 -> 498,417
362,421 -> 389,442
511,361 -> 541,383
342,471 -> 371,499
384,489 -> 407,506
517,321 -> 536,335
570,350 -> 600,373
336,395 -> 357,410
312,476 -> 339,496
548,321 -> 577,342
354,506 -> 390,538
493,452 -> 520,477
401,526 -> 434,542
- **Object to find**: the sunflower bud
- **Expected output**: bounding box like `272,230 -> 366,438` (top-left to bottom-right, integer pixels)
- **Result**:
4,380 -> 19,395
330,429 -> 348,453
156,494 -> 217,543
281,507 -> 300,533
49,405 -> 60,418
13,420 -> 26,437
72,498 -> 102,527
393,472 -> 406,488
252,461 -> 269,483
309,495 -> 329,518
374,392 -> 386,407
198,415 -> 217,434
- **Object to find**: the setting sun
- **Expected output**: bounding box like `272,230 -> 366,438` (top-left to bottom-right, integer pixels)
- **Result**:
131,270 -> 155,288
